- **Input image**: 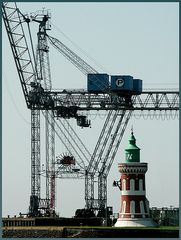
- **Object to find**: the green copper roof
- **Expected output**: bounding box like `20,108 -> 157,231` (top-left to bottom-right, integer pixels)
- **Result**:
126,131 -> 140,150
125,130 -> 140,163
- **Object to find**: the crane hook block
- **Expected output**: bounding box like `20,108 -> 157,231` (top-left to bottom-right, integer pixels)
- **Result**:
76,115 -> 91,128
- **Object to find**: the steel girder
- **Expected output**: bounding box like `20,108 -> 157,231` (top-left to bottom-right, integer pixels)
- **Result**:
2,2 -> 36,108
31,109 -> 41,198
27,91 -> 179,111
85,110 -> 133,210
97,110 -> 132,210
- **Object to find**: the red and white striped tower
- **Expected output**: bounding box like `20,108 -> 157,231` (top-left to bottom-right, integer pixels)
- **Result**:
115,130 -> 157,227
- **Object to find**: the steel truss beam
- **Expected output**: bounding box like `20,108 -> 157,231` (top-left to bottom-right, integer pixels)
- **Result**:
2,2 -> 36,108
51,91 -> 179,111
85,110 -> 119,209
45,110 -> 55,211
85,110 -> 132,210
48,35 -> 97,75
28,91 -> 179,111
31,109 -> 41,198
35,11 -> 54,214
97,110 -> 132,209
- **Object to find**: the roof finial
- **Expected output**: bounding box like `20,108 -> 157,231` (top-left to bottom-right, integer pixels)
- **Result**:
131,125 -> 133,135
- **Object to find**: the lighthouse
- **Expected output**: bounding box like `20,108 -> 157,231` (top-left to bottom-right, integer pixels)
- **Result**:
115,130 -> 157,227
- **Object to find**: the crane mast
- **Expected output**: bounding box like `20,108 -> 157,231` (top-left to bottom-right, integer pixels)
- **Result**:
29,109 -> 41,215
34,10 -> 56,214
2,2 -> 55,216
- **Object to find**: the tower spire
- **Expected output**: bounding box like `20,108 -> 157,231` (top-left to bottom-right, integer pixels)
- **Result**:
125,129 -> 140,163
131,125 -> 133,135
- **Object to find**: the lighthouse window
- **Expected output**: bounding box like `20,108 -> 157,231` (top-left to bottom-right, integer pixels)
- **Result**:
130,201 -> 135,218
130,179 -> 135,191
139,179 -> 143,191
122,179 -> 126,190
122,201 -> 126,213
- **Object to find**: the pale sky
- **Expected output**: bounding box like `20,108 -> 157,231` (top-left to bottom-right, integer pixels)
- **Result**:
2,2 -> 179,217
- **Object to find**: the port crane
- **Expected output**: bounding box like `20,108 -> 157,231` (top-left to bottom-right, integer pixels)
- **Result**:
2,2 -> 93,216
3,2 -> 179,217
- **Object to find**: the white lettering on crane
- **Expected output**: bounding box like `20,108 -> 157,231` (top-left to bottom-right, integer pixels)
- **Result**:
116,78 -> 124,87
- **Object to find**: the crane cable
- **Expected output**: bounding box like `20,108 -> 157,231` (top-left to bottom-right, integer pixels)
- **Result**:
50,21 -> 111,75
2,73 -> 30,125
26,22 -> 38,81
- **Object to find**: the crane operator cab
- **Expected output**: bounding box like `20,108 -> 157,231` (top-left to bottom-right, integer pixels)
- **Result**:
76,115 -> 91,128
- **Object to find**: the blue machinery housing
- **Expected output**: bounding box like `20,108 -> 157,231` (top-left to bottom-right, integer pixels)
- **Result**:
87,74 -> 142,95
